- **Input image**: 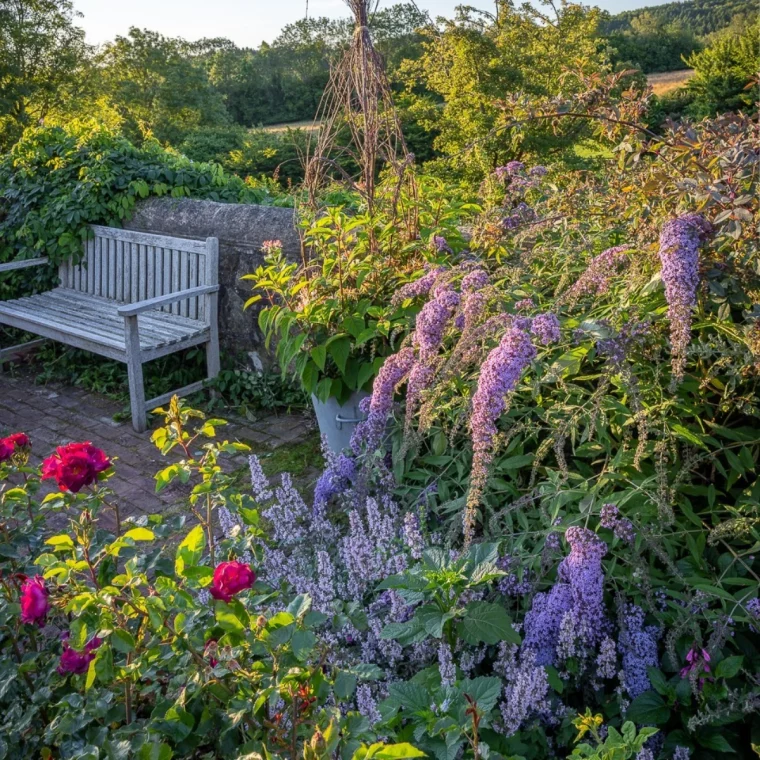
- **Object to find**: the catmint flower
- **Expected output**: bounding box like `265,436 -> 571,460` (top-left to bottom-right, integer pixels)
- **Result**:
356,684 -> 381,726
673,746 -> 691,760
438,641 -> 456,687
747,598 -> 760,619
314,550 -> 336,613
249,455 -> 273,502
619,604 -> 660,699
498,649 -> 549,737
636,750 -> 654,760
530,312 -> 561,345
563,245 -> 631,305
466,327 -> 536,544
262,473 -> 308,545
403,512 -> 424,560
658,214 -> 712,382
314,453 -> 355,508
218,506 -> 241,539
596,636 -> 618,681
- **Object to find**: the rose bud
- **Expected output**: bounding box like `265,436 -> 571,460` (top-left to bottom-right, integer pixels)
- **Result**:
20,575 -> 49,626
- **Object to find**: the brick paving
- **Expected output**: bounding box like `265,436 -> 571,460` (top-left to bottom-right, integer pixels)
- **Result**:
0,369 -> 315,530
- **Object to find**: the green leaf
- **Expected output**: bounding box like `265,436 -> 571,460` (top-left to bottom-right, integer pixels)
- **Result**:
291,629 -> 317,662
714,655 -> 743,679
459,676 -> 502,713
459,602 -> 520,645
625,691 -> 671,725
387,682 -> 430,713
123,527 -> 154,542
335,670 -> 358,700
214,600 -> 246,633
416,605 -> 456,639
45,534 -> 74,551
111,629 -> 136,654
175,525 -> 205,576
370,744 -> 426,760
671,424 -> 707,449
70,617 -> 89,650
310,345 -> 327,371
328,337 -> 351,374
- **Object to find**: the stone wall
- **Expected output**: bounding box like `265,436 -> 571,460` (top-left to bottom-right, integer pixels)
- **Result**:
125,197 -> 300,368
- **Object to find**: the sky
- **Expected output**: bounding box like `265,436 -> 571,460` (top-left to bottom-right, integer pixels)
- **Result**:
72,0 -> 669,48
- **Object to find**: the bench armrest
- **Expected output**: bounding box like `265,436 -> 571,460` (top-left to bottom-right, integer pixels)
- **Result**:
117,285 -> 219,317
0,257 -> 49,273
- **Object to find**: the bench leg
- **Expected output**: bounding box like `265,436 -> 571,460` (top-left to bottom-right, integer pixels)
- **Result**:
205,291 -> 220,396
125,315 -> 147,433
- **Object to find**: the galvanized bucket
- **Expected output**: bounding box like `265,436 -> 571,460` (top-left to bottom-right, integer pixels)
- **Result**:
311,390 -> 369,454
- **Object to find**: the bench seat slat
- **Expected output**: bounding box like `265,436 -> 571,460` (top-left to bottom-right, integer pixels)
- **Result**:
0,290 -> 207,351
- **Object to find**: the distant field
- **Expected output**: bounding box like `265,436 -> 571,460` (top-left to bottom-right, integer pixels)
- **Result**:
647,69 -> 695,95
261,119 -> 321,133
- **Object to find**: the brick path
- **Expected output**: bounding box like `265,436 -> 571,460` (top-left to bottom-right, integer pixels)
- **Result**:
0,370 -> 315,530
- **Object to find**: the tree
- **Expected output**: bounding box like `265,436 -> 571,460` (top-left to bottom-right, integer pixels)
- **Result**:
96,28 -> 229,146
685,21 -> 759,117
400,0 -> 609,179
0,0 -> 89,148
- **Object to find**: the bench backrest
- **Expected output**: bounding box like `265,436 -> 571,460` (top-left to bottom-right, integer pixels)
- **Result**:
59,225 -> 218,321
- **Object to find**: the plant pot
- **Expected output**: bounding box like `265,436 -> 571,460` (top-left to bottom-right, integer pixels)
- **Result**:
311,390 -> 369,454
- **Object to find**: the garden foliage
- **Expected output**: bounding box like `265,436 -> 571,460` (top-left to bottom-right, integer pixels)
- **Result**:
0,102 -> 758,759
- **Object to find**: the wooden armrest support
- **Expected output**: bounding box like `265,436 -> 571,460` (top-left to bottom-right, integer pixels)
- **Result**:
0,257 -> 49,273
118,285 -> 219,317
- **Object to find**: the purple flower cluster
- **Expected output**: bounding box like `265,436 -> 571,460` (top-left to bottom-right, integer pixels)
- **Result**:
619,604 -> 660,699
530,312 -> 561,345
495,161 -> 525,179
356,684 -> 382,726
353,347 -> 415,453
599,503 -> 636,544
564,246 -> 631,305
502,202 -> 536,231
461,269 -> 490,292
438,641 -> 456,687
747,598 -> 760,619
514,298 -> 534,312
658,214 -> 712,381
314,451 -> 355,509
414,288 -> 461,360
433,235 -> 452,253
498,648 -> 550,737
392,267 -> 445,305
249,455 -> 274,502
595,636 -> 618,682
403,511 -> 424,560
466,327 -> 536,544
673,747 -> 691,760
523,527 -> 608,666
263,473 -> 309,545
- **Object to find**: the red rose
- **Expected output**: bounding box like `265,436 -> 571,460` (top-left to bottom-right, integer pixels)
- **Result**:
0,432 -> 31,462
20,575 -> 49,625
58,635 -> 102,675
41,442 -> 111,493
209,561 -> 255,603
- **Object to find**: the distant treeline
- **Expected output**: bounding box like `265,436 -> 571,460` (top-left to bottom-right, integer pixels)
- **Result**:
603,0 -> 756,36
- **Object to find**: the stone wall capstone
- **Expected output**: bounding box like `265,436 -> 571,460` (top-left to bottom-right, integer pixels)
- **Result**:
125,197 -> 300,368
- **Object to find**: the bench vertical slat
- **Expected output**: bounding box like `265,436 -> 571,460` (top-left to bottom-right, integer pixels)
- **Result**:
162,248 -> 171,313
147,245 -> 155,302
108,238 -> 116,299
171,250 -> 181,316
179,251 -> 189,318
87,238 -> 96,294
188,253 -> 199,320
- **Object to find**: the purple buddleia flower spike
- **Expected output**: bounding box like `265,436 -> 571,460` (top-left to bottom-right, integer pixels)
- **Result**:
530,312 -> 561,345
465,327 -> 536,545
392,267 -> 446,305
563,245 -> 631,305
658,214 -> 712,382
352,347 -> 415,453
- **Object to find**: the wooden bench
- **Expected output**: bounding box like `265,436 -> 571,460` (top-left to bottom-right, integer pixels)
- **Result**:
0,225 -> 220,432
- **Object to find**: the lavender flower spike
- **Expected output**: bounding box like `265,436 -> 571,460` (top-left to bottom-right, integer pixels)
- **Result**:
465,326 -> 536,545
658,214 -> 712,382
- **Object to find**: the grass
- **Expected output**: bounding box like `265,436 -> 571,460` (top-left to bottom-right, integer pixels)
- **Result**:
647,69 -> 695,96
260,119 -> 322,133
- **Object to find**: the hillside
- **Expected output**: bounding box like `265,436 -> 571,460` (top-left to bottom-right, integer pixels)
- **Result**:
604,0 -> 757,36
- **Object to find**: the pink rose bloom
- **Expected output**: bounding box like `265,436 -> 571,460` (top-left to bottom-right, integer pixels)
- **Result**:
20,575 -> 49,625
58,635 -> 102,675
209,561 -> 256,603
41,442 -> 111,493
0,432 -> 31,462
